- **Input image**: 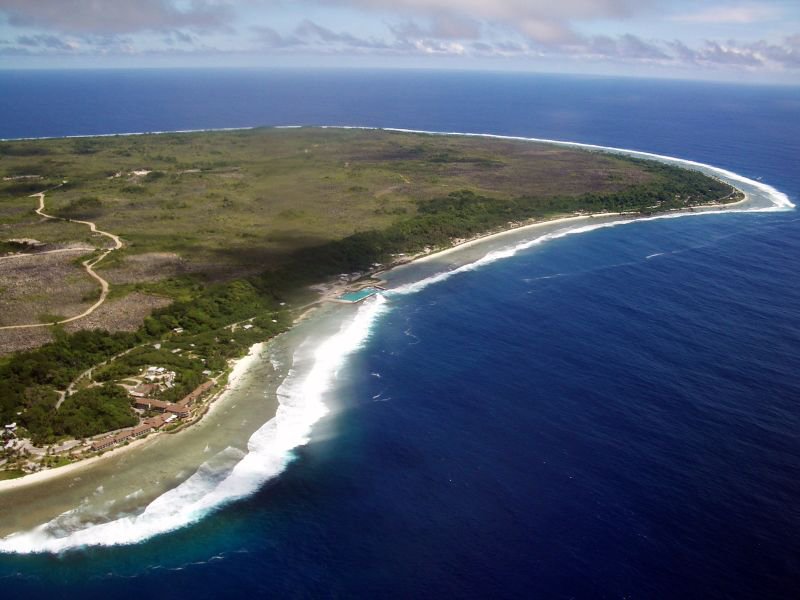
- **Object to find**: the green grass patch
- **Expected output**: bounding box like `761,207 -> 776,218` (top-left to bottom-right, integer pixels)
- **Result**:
0,470 -> 25,481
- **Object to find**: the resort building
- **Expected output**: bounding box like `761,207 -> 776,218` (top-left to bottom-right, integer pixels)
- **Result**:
166,404 -> 190,418
133,398 -> 190,418
91,436 -> 116,451
91,428 -> 134,451
94,380 -> 213,452
129,383 -> 157,398
130,423 -> 154,439
144,366 -> 177,388
179,380 -> 214,406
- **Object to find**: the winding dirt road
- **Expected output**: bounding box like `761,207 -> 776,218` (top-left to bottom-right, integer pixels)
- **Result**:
0,187 -> 123,330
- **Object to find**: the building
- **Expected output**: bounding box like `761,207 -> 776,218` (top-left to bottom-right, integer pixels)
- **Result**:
144,366 -> 176,387
166,404 -> 190,418
144,415 -> 167,429
129,383 -> 157,398
92,434 -> 118,451
178,380 -> 214,406
130,423 -> 153,439
113,430 -> 132,444
133,398 -> 170,411
93,380 -> 215,453
134,398 -> 190,419
144,414 -> 177,430
91,422 -> 155,451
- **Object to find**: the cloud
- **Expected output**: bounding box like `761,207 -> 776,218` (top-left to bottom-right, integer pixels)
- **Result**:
320,0 -> 644,21
294,19 -> 391,49
580,33 -> 668,61
252,26 -> 298,48
253,20 -> 392,52
700,40 -> 764,66
0,44 -> 32,55
389,14 -> 481,40
666,36 -> 800,69
470,40 -> 530,57
402,37 -> 466,54
318,0 -> 653,45
671,5 -> 780,24
0,0 -> 796,78
164,30 -> 196,45
0,0 -> 233,34
16,34 -> 75,51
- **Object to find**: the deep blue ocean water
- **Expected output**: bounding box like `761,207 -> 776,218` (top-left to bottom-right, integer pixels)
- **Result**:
1,70 -> 799,598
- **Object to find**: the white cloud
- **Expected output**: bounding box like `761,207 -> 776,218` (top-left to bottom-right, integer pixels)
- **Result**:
671,5 -> 780,24
317,0 -> 654,44
0,0 -> 233,34
0,0 -> 797,80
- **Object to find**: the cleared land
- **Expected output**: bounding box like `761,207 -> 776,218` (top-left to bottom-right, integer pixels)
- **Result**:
2,128 -> 658,273
0,128 -> 738,459
0,247 -> 97,326
0,128 -> 738,354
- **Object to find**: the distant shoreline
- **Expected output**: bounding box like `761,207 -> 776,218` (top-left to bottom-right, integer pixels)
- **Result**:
0,192 -> 749,494
0,127 -> 787,513
2,123 -> 791,214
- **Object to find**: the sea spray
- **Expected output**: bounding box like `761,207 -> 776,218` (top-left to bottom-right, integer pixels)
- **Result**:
0,295 -> 389,554
0,133 -> 791,554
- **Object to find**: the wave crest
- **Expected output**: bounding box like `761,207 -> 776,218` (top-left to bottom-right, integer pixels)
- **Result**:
1,129 -> 791,554
0,296 -> 388,554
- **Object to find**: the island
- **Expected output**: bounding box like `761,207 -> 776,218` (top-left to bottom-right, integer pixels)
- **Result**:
0,127 -> 743,481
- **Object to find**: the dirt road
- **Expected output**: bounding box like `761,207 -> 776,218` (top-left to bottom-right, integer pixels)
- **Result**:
0,188 -> 123,330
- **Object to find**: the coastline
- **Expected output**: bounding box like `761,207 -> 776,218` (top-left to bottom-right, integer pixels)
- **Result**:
0,341 -> 267,493
407,197 -> 750,267
0,195 -> 750,495
0,130 -> 790,550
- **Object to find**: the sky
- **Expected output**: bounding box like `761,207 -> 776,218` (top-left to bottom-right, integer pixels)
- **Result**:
0,1 -> 798,83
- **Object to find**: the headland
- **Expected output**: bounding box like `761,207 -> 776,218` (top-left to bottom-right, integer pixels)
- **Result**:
0,127 -> 781,547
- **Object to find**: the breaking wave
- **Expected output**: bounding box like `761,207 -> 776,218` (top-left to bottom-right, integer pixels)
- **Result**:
0,129 -> 791,554
0,296 -> 389,554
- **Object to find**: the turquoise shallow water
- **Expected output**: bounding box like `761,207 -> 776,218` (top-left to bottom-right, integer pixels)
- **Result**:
0,70 -> 798,599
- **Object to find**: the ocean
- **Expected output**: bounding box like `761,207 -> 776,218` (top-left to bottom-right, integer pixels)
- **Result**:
0,70 -> 798,598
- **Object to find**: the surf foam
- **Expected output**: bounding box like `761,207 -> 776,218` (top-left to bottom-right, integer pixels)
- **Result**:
1,129 -> 792,553
0,296 -> 388,554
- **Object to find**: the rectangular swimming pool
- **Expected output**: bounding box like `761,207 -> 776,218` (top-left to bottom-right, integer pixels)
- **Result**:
337,287 -> 382,303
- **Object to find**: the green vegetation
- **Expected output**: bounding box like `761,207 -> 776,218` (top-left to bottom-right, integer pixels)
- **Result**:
0,128 -> 693,273
0,144 -> 51,157
0,470 -> 25,481
0,280 -> 288,443
0,128 -> 739,447
10,382 -> 137,445
0,239 -> 42,253
258,166 -> 734,282
50,385 -> 136,441
54,195 -> 103,220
